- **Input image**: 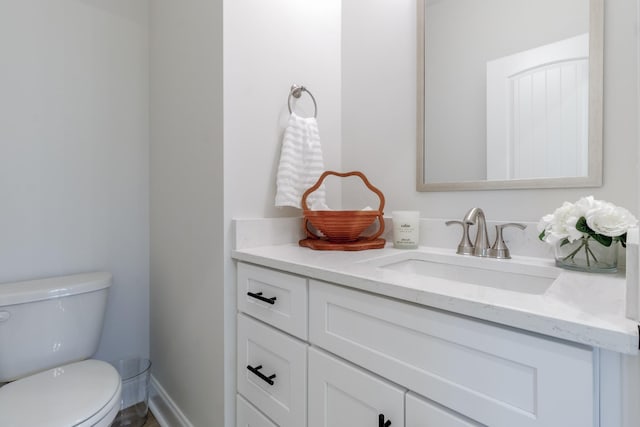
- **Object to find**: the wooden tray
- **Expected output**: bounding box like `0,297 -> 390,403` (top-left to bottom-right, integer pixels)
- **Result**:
299,237 -> 386,251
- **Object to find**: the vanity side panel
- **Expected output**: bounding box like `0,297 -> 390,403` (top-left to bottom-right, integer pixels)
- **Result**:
308,280 -> 594,427
599,350 -> 622,427
621,353 -> 640,427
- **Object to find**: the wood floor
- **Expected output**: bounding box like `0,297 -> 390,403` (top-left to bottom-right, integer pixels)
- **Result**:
141,410 -> 161,427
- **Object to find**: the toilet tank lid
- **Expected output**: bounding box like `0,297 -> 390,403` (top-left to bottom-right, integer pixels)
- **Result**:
0,272 -> 112,307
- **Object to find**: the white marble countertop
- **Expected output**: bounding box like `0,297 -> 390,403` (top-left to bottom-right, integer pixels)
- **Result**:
233,243 -> 640,355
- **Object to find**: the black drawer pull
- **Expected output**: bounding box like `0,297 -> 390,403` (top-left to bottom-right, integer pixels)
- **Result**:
247,364 -> 276,386
378,414 -> 391,427
247,291 -> 277,305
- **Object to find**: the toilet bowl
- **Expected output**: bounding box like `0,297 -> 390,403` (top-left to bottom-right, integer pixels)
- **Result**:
0,272 -> 121,427
0,360 -> 122,427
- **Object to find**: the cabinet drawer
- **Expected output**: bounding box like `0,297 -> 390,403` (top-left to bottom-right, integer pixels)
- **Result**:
406,392 -> 479,427
309,280 -> 594,427
237,262 -> 308,339
308,347 -> 405,427
237,313 -> 306,427
236,394 -> 278,427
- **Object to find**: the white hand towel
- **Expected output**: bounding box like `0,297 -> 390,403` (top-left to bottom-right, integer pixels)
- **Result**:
275,113 -> 327,209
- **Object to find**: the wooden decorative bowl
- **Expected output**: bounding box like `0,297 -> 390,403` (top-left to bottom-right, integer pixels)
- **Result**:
304,209 -> 380,243
301,171 -> 385,244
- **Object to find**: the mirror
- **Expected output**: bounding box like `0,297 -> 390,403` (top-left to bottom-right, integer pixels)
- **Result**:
417,0 -> 603,191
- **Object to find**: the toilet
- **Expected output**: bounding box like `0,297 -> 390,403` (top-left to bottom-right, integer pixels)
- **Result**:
0,272 -> 122,427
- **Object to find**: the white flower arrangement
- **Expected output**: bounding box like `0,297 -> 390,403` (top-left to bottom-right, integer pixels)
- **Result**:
538,196 -> 638,248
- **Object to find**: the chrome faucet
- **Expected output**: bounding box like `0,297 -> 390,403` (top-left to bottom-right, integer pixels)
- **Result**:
463,207 -> 491,257
447,208 -> 527,258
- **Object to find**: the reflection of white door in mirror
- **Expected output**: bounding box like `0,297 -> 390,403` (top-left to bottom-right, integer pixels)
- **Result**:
417,0 -> 603,192
486,34 -> 589,180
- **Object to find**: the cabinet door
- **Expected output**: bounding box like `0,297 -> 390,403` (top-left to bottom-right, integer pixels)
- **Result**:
308,347 -> 405,427
406,392 -> 481,427
310,280 -> 595,427
237,313 -> 307,427
237,394 -> 278,427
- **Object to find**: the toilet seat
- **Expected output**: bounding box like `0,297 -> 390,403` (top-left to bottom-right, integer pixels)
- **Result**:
0,359 -> 122,427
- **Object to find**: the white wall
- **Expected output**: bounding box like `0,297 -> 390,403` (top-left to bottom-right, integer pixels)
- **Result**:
149,0 -> 225,426
0,0 -> 149,362
148,1 -> 340,425
342,0 -> 639,225
224,0 -> 342,424
223,0 -> 342,218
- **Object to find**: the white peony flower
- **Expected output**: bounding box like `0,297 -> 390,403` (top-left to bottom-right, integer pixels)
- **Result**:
574,196 -> 603,217
540,196 -> 638,247
537,213 -> 554,234
538,201 -> 584,244
586,203 -> 638,237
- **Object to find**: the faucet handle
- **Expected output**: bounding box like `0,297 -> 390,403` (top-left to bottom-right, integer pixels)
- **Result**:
489,223 -> 527,259
445,220 -> 474,255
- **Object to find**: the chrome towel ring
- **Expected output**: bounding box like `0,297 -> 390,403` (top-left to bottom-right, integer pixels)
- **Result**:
288,84 -> 318,118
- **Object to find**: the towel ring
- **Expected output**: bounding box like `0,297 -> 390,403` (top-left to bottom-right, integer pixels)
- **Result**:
288,84 -> 318,118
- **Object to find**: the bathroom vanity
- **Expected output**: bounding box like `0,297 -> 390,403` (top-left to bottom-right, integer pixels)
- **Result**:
232,219 -> 640,427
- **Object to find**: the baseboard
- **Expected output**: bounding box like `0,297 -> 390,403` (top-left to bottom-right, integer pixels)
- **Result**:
149,375 -> 194,427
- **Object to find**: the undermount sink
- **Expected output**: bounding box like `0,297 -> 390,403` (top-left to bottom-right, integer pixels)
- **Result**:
367,251 -> 559,295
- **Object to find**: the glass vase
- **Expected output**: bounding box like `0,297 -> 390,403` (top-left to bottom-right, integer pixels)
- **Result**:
554,236 -> 618,273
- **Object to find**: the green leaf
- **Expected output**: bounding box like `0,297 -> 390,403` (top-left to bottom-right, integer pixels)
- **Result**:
559,238 -> 571,247
576,216 -> 614,246
619,233 -> 627,248
592,233 -> 613,247
538,230 -> 546,241
575,217 -> 592,234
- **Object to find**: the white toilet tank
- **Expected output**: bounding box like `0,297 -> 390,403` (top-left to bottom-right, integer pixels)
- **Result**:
0,272 -> 112,382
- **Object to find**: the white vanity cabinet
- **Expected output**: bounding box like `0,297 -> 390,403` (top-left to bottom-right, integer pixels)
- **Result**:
236,262 -> 600,427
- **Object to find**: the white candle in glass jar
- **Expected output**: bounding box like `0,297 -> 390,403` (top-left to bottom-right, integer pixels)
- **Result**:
392,211 -> 420,249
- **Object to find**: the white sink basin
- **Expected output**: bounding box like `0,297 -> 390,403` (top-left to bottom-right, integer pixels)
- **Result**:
367,251 -> 559,295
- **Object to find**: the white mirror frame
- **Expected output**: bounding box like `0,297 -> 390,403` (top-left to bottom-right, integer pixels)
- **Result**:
417,0 -> 604,192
